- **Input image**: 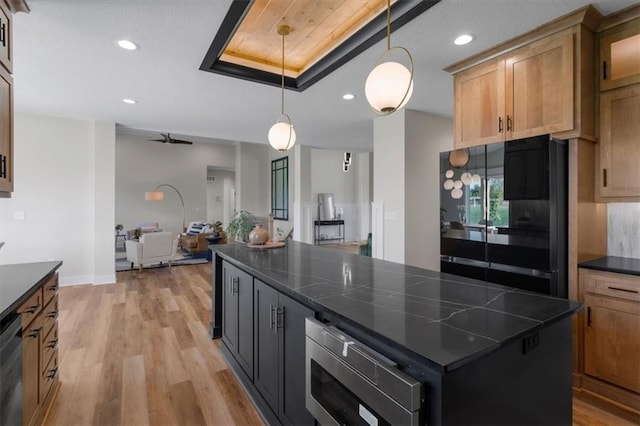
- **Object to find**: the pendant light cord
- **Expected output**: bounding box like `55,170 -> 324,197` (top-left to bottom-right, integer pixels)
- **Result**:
386,0 -> 391,51
281,31 -> 285,115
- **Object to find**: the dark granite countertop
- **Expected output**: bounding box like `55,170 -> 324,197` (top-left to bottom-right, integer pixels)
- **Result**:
0,261 -> 63,325
579,256 -> 640,276
212,242 -> 581,373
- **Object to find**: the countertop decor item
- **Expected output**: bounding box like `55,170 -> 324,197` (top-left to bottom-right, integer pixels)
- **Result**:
248,224 -> 269,245
247,241 -> 285,249
227,210 -> 255,242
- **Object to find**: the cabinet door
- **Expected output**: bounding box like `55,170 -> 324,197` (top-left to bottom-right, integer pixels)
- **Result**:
454,59 -> 505,148
584,294 -> 640,393
236,267 -> 253,380
221,262 -> 237,354
0,65 -> 12,194
23,315 -> 42,426
600,18 -> 640,91
506,29 -> 574,140
599,84 -> 640,198
278,293 -> 314,426
253,279 -> 280,414
0,0 -> 11,73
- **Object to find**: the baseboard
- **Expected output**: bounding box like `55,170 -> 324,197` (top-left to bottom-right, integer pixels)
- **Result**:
577,373 -> 640,415
58,274 -> 116,286
94,274 -> 116,284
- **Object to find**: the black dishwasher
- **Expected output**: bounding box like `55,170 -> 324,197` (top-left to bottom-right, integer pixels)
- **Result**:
1,312 -> 23,426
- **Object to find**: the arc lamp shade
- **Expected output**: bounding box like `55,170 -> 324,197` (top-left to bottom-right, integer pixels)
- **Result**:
145,191 -> 164,201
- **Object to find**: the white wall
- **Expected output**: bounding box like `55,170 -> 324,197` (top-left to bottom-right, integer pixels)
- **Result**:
373,111 -> 406,263
404,110 -> 454,270
0,113 -> 116,285
206,169 -> 235,227
115,134 -> 235,235
236,142 -> 270,217
608,203 -> 640,258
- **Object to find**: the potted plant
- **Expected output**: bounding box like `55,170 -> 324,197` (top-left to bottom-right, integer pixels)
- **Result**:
211,221 -> 223,237
227,210 -> 254,242
115,224 -> 124,235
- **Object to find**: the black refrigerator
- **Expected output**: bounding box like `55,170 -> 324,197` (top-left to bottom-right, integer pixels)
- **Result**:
440,134 -> 568,298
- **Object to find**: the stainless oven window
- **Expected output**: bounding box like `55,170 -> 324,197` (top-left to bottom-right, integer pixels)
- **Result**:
311,359 -> 391,426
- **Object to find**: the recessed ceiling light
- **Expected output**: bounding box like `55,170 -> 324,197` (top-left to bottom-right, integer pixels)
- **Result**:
454,34 -> 474,46
122,98 -> 137,104
116,39 -> 138,50
342,93 -> 356,100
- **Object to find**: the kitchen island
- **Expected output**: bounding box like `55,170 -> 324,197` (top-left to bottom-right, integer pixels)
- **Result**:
211,241 -> 581,425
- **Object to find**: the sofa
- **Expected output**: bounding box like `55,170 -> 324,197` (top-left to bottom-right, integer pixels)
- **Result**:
179,221 -> 227,257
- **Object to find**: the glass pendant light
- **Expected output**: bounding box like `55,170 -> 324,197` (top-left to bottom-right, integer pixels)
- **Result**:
268,25 -> 296,151
365,0 -> 414,115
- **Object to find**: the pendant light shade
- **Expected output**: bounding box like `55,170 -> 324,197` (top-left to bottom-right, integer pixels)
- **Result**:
365,0 -> 414,115
269,25 -> 296,152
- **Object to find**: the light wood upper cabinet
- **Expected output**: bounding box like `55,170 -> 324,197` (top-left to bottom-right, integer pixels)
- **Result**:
452,29 -> 575,148
599,17 -> 640,92
506,30 -> 574,140
0,64 -> 12,195
598,84 -> 640,199
454,59 -> 505,147
0,0 -> 11,73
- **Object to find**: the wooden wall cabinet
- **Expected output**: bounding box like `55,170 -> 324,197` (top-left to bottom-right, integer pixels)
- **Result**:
0,0 -> 16,197
598,84 -> 640,198
452,29 -> 575,148
18,273 -> 60,426
580,268 -> 640,411
596,10 -> 640,201
0,0 -> 11,73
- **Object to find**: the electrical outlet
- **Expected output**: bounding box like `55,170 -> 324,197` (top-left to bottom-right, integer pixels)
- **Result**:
522,333 -> 540,354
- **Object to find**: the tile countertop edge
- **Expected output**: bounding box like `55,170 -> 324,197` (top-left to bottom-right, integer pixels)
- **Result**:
578,256 -> 640,276
0,261 -> 63,324
212,248 -> 581,374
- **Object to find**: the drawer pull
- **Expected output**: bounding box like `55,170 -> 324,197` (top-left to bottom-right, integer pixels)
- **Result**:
0,21 -> 5,47
46,339 -> 58,349
46,367 -> 58,379
602,61 -> 607,80
24,304 -> 40,314
47,286 -> 57,291
47,311 -> 58,319
602,169 -> 607,187
587,306 -> 592,327
0,154 -> 5,178
607,286 -> 639,294
27,327 -> 42,338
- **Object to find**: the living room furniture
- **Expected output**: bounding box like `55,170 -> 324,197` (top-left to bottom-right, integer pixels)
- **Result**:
313,219 -> 344,244
125,231 -> 178,271
180,230 -> 227,257
126,222 -> 162,240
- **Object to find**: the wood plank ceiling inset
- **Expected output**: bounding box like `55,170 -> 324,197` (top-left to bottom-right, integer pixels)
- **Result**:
220,0 -> 396,78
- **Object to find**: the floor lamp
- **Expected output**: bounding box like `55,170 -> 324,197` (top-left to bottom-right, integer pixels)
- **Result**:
145,184 -> 185,232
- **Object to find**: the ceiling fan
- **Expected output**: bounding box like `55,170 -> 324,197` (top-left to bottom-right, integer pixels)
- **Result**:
149,133 -> 193,145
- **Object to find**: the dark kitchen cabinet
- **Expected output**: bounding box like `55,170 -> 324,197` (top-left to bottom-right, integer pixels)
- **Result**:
254,279 -> 314,426
221,261 -> 253,380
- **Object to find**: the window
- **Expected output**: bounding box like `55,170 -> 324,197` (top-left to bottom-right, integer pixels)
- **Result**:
271,156 -> 288,220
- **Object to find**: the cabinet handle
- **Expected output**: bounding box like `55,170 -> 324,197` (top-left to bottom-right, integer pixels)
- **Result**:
47,311 -> 58,319
607,286 -> 639,294
506,115 -> 512,131
24,304 -> 40,314
276,307 -> 285,330
47,367 -> 58,379
0,21 -> 5,47
27,327 -> 42,338
498,117 -> 503,133
587,306 -> 591,327
602,169 -> 607,187
47,285 -> 57,291
269,304 -> 276,332
46,339 -> 58,349
602,61 -> 607,80
0,155 -> 5,178
231,277 -> 239,295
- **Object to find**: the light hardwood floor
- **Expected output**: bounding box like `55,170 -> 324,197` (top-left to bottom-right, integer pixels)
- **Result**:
44,264 -> 638,426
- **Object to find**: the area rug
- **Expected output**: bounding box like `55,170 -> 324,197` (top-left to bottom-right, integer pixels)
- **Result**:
115,249 -> 208,272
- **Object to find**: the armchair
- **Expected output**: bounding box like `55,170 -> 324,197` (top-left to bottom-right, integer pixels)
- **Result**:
179,230 -> 227,257
125,232 -> 178,271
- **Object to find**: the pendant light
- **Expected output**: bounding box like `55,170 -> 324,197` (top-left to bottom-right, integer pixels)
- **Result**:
268,25 -> 296,151
365,0 -> 414,115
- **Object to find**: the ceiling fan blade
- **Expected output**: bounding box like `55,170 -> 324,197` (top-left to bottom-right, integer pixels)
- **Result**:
149,138 -> 166,142
170,139 -> 193,145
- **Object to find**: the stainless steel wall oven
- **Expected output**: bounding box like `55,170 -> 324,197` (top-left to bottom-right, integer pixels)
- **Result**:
305,318 -> 422,426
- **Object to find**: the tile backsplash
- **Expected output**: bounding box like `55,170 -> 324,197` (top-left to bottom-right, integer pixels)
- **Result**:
608,203 -> 640,259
